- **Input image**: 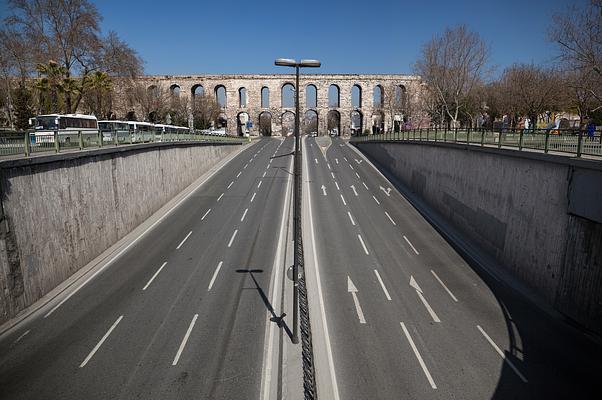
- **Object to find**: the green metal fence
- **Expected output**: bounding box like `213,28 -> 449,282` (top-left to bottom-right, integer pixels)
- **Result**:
350,127 -> 602,158
0,130 -> 247,158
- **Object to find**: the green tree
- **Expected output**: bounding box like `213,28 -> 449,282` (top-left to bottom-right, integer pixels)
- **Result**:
13,84 -> 34,130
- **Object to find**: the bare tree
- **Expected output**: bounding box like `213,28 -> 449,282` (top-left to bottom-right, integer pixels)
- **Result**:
383,82 -> 408,131
500,64 -> 561,128
414,25 -> 488,128
191,93 -> 220,129
128,83 -> 169,123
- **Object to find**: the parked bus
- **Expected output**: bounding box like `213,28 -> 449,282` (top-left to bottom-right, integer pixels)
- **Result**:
29,114 -> 98,144
154,124 -> 190,141
127,121 -> 154,142
98,120 -> 130,143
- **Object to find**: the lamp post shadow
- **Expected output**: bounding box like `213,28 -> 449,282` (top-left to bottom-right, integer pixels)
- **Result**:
236,269 -> 293,340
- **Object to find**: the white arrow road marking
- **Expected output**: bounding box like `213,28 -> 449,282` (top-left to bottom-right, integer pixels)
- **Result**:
380,186 -> 392,196
374,269 -> 392,301
410,276 -> 440,322
143,262 -> 168,291
201,208 -> 211,220
347,211 -> 356,226
172,314 -> 198,366
355,159 -> 363,164
334,181 -> 340,190
208,261 -> 223,291
321,185 -> 327,196
348,277 -> 366,324
340,194 -> 347,206
404,235 -> 420,255
477,325 -> 528,383
431,270 -> 458,302
357,234 -> 369,255
400,322 -> 437,389
385,211 -> 396,225
350,185 -> 358,196
80,316 -> 123,368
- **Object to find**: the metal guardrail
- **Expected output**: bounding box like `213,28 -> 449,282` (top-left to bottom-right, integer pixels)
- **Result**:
350,127 -> 602,158
0,130 -> 247,158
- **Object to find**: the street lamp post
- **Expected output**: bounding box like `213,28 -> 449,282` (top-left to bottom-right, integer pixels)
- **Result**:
274,58 -> 320,344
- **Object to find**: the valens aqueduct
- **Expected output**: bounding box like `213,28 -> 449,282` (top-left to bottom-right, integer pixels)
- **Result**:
115,74 -> 425,137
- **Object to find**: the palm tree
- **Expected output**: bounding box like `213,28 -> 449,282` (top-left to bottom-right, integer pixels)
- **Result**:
85,71 -> 112,118
59,77 -> 81,114
36,61 -> 66,113
33,77 -> 50,114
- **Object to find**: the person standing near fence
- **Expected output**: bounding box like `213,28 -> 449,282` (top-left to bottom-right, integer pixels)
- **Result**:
587,119 -> 596,141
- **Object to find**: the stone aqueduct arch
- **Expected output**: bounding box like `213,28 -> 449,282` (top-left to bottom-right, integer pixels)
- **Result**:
118,74 -> 422,136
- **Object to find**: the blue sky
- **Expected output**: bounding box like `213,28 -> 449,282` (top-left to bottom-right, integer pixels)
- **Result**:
1,0 -> 580,76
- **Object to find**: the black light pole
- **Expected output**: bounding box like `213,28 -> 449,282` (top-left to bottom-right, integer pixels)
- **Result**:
274,58 -> 320,344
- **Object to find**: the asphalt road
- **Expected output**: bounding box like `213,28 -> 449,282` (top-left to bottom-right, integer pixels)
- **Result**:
0,137 -> 295,400
303,135 -> 602,400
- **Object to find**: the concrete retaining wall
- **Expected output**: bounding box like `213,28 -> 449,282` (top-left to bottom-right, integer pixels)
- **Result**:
356,141 -> 602,335
0,142 -> 242,324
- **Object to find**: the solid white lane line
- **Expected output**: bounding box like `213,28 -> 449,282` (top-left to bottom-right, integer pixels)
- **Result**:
400,322 -> 437,389
251,192 -> 257,202
330,172 -> 335,179
355,172 -> 360,179
362,182 -> 369,190
403,235 -> 420,255
228,229 -> 238,247
357,234 -> 369,255
262,171 -> 267,177
227,181 -> 233,189
257,180 -> 262,188
372,195 -> 380,205
201,208 -> 211,220
374,269 -> 392,301
142,262 -> 168,291
172,314 -> 199,366
176,231 -> 192,249
347,211 -> 356,226
431,270 -> 458,302
477,325 -> 528,383
385,211 -> 396,226
217,193 -> 225,202
241,208 -> 248,222
334,181 -> 340,191
13,329 -> 30,344
80,316 -> 123,368
208,261 -> 223,291
340,194 -> 347,206
237,171 -> 242,178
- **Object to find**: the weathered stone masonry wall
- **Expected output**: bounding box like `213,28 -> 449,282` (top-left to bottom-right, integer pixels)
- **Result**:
0,142 -> 242,324
356,142 -> 602,335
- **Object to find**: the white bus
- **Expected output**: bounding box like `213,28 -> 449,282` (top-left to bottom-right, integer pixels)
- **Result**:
127,121 -> 155,142
98,120 -> 130,143
29,114 -> 98,144
154,124 -> 190,141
